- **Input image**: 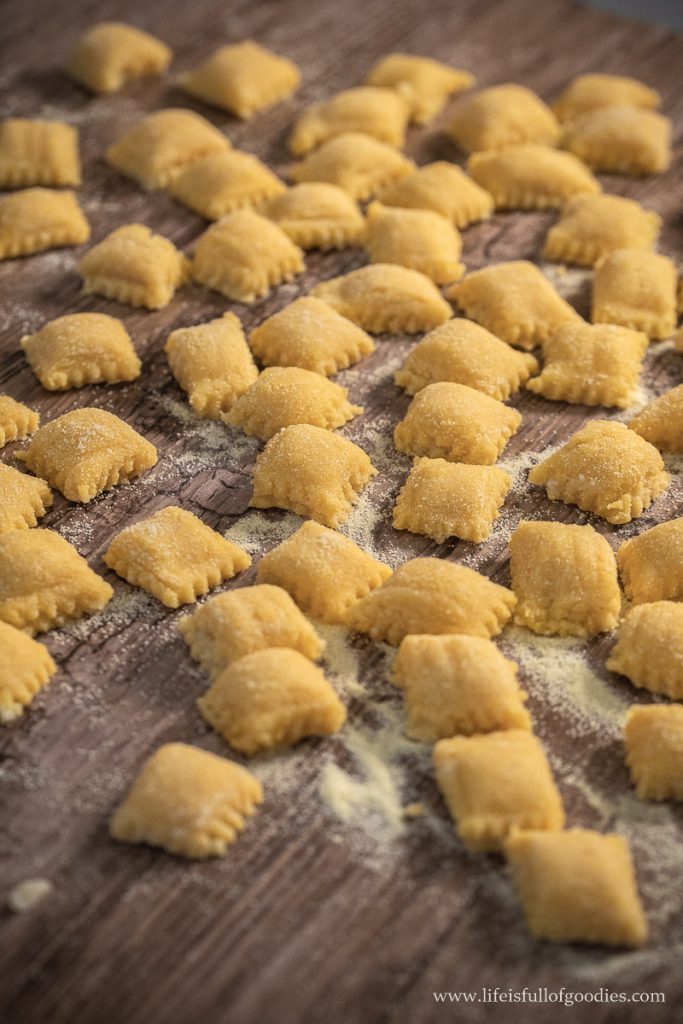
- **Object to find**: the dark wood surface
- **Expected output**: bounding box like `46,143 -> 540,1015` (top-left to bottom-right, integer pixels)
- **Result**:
1,1 -> 683,1022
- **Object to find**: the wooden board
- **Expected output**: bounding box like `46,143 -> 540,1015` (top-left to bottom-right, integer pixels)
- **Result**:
2,0 -> 683,1021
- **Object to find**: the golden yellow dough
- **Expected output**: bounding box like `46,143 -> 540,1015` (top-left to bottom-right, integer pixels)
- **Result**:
0,620 -> 56,722
376,161 -> 493,228
468,144 -> 600,210
542,194 -> 661,268
592,248 -> 677,340
78,224 -> 189,309
289,87 -> 409,155
181,41 -> 300,118
553,72 -> 660,123
562,106 -> 671,176
0,464 -> 52,534
0,188 -> 89,260
262,183 -> 365,250
22,312 -> 141,390
0,118 -> 80,189
448,83 -> 560,153
365,53 -> 474,123
607,601 -> 683,699
0,395 -> 39,448
363,202 -> 465,284
624,704 -> 683,801
617,518 -> 683,605
65,21 -> 171,94
290,132 -> 414,201
169,150 -> 285,220
629,385 -> 683,453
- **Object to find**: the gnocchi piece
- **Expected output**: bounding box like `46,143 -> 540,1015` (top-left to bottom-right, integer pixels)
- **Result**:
629,385 -> 683,452
348,557 -> 516,645
607,601 -> 683,699
434,731 -> 564,851
363,202 -> 465,284
592,249 -> 677,340
392,634 -> 530,741
553,73 -> 660,123
290,131 -> 414,201
365,53 -> 474,124
527,322 -> 647,408
16,407 -> 158,503
394,382 -> 521,464
181,41 -> 300,118
21,312 -> 141,390
0,528 -> 113,634
467,144 -> 600,210
0,118 -> 80,189
447,261 -> 580,349
191,209 -> 304,303
0,621 -> 56,722
250,424 -> 376,529
78,224 -> 188,309
376,161 -> 493,228
0,395 -> 38,448
289,87 -> 409,155
528,420 -> 669,525
312,264 -> 452,334
261,183 -> 365,250
165,313 -> 258,418
0,188 -> 89,260
562,106 -> 671,176
0,464 -> 52,534
110,743 -> 262,859
624,704 -> 683,801
394,318 -> 538,400
223,367 -> 361,440
448,83 -> 560,153
197,648 -> 346,755
256,520 -> 391,624
65,21 -> 171,94
505,828 -> 647,947
169,150 -> 285,221
510,520 -> 621,637
617,519 -> 683,605
105,109 -> 229,190
393,458 -> 511,543
248,296 -> 374,376
179,583 -> 324,679
542,195 -> 661,268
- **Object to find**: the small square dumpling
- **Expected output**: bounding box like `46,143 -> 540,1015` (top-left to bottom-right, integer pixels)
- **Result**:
395,318 -> 538,400
165,313 -> 258,418
0,188 -> 89,260
78,224 -> 188,309
505,828 -> 647,947
376,162 -> 493,229
561,107 -> 671,176
624,704 -> 683,801
248,297 -> 374,376
110,743 -> 262,859
448,84 -> 560,154
553,73 -> 660,123
529,420 -> 669,525
256,520 -> 391,624
527,322 -> 647,408
65,21 -> 171,94
394,382 -> 520,465
393,458 -> 511,543
250,424 -> 376,529
542,195 -> 661,268
363,202 -> 464,284
17,408 -> 158,503
0,464 -> 52,534
607,602 -> 683,699
0,119 -> 80,188
105,109 -> 229,191
290,132 -> 415,201
181,41 -> 299,118
0,395 -> 39,448
0,528 -> 113,634
312,264 -> 452,334
223,367 -> 362,440
21,312 -> 141,390
510,521 -> 621,637
629,385 -> 683,453
392,634 -> 530,741
289,87 -> 409,156
348,557 -> 516,645
191,209 -> 304,303
261,184 -> 365,250
617,519 -> 683,605
467,144 -> 600,210
169,150 -> 285,221
365,53 -> 474,124
447,261 -> 581,350
197,648 -> 346,755
179,583 -> 324,679
592,249 -> 677,340
434,731 -> 564,851
0,621 -> 56,722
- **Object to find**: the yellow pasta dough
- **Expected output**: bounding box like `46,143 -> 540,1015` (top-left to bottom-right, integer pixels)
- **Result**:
65,21 -> 171,94
624,704 -> 683,801
17,407 -> 158,503
393,458 -> 511,543
0,464 -> 52,534
562,107 -> 671,176
0,395 -> 38,448
365,53 -> 474,124
0,118 -> 80,189
607,601 -> 683,699
529,420 -> 669,524
250,424 -> 376,528
447,261 -> 580,349
0,528 -> 113,634
363,202 -> 464,284
169,150 -> 285,221
312,263 -> 452,334
289,87 -> 409,156
181,41 -> 300,118
542,195 -> 661,268
392,634 -> 530,741
376,161 -> 493,228
110,742 -> 262,859
165,313 -> 258,418
394,381 -> 520,464
505,828 -> 647,947
467,144 -> 600,210
290,131 -> 414,201
0,188 -> 89,260
262,183 -> 365,250
21,312 -> 141,390
191,209 -> 304,303
629,385 -> 683,452
510,520 -> 620,637
197,648 -> 346,755
78,224 -> 189,309
592,249 -> 677,340
617,519 -> 683,605
348,557 -> 516,645
0,620 -> 56,722
448,84 -> 560,154
553,73 -> 660,123
256,520 -> 391,624
434,731 -> 564,851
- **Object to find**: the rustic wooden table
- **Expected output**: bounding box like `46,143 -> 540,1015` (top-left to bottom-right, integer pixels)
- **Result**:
1,0 -> 683,1021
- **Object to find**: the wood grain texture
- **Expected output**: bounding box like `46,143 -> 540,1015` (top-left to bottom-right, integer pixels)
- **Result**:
1,1 -> 683,1022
